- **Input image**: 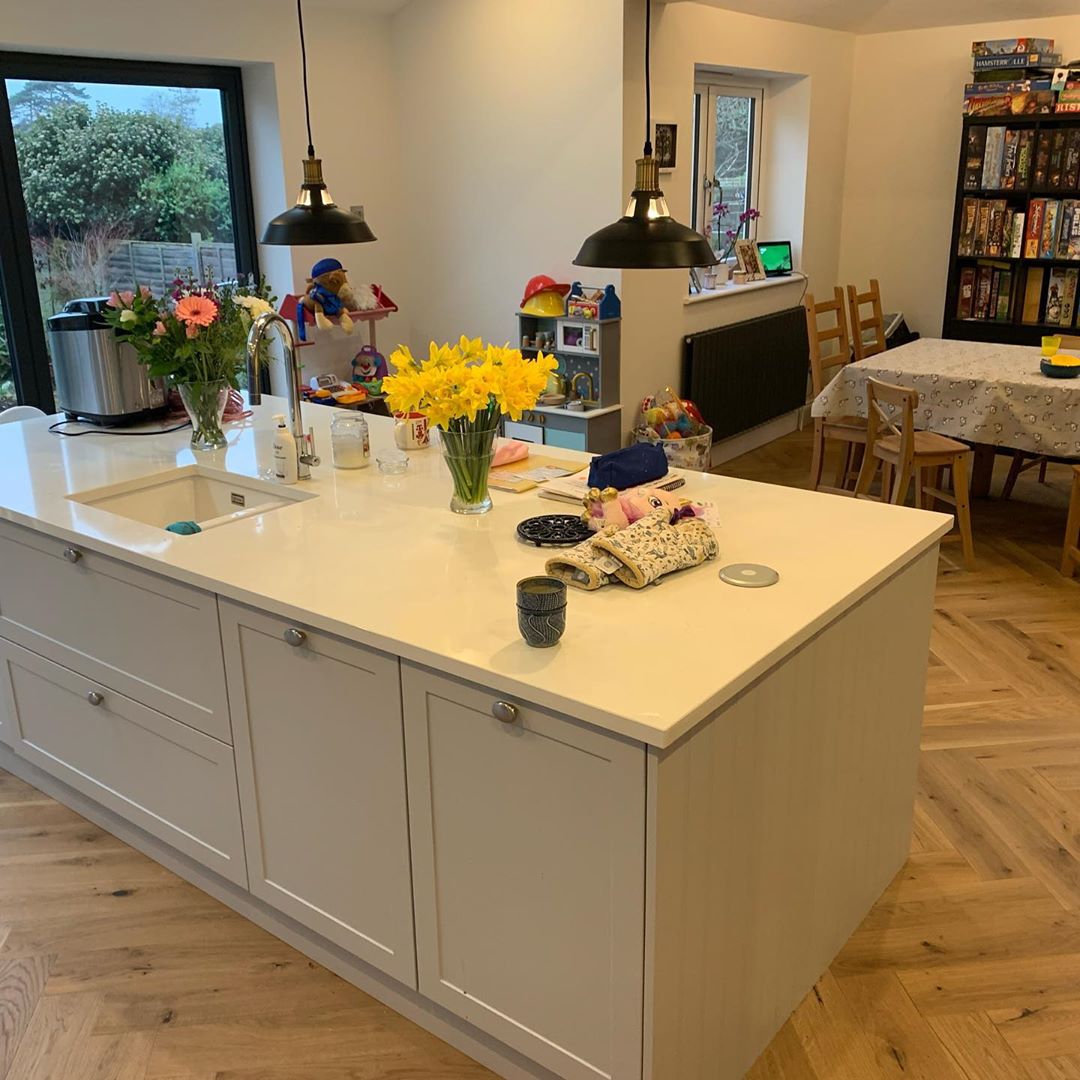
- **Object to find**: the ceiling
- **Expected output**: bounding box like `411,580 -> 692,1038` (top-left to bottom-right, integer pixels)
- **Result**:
662,0 -> 1080,35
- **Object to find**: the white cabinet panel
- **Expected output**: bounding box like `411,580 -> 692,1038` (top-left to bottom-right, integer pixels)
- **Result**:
0,520 -> 230,742
503,421 -> 543,443
221,601 -> 416,986
403,663 -> 646,1080
0,637 -> 246,885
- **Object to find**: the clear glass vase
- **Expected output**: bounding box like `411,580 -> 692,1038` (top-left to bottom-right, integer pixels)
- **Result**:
178,380 -> 230,451
439,421 -> 498,515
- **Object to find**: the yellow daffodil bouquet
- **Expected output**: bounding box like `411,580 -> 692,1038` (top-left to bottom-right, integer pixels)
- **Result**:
383,337 -> 557,513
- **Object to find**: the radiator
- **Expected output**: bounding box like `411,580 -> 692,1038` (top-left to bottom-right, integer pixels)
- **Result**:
682,306 -> 809,442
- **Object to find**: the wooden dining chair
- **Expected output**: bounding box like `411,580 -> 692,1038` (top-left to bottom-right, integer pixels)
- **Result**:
854,378 -> 976,569
805,288 -> 865,494
1063,466 -> 1080,578
1001,451 -> 1048,499
846,279 -> 887,362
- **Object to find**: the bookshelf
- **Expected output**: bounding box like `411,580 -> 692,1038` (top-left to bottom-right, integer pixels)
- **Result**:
943,114 -> 1080,345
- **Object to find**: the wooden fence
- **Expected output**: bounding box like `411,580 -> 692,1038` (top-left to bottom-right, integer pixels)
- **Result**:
105,240 -> 238,295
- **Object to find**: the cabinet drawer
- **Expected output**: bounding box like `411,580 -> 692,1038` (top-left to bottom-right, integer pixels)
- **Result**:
0,521 -> 230,742
222,602 -> 416,986
503,421 -> 543,444
543,427 -> 587,452
0,637 -> 246,886
403,664 -> 646,1080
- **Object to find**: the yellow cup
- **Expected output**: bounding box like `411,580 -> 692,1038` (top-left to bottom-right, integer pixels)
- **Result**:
1042,335 -> 1062,357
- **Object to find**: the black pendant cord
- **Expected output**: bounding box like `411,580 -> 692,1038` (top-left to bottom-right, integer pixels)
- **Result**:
297,0 -> 315,158
643,0 -> 652,156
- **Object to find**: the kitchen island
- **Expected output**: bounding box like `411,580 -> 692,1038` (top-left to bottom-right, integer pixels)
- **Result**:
0,399 -> 950,1080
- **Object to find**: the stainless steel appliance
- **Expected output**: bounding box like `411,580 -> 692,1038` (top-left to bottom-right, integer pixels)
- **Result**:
47,298 -> 167,424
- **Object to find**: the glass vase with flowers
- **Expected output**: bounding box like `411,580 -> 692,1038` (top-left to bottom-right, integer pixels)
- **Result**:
382,337 -> 557,514
101,275 -> 276,450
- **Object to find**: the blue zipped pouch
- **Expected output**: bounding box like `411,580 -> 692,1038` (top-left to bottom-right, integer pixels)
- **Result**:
587,443 -> 669,491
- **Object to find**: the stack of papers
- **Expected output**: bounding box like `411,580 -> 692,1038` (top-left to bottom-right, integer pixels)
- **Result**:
538,470 -> 687,504
487,456 -> 586,494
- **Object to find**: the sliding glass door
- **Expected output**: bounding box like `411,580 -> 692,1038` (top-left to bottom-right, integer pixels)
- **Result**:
0,54 -> 258,414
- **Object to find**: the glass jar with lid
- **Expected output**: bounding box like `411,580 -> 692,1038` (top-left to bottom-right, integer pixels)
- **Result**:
330,412 -> 370,469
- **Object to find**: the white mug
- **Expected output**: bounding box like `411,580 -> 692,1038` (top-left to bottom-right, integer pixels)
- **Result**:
394,413 -> 430,450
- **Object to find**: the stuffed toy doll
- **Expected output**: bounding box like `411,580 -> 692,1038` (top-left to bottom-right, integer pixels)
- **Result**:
351,346 -> 388,391
581,486 -> 707,532
301,258 -> 355,336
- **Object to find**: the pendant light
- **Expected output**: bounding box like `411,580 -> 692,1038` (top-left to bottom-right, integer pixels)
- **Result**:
574,0 -> 715,269
262,0 -> 376,246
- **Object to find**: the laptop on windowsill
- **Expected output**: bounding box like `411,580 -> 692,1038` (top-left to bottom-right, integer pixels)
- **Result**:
757,241 -> 794,278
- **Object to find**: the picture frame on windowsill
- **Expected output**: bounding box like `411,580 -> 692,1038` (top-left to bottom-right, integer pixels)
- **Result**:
734,238 -> 766,281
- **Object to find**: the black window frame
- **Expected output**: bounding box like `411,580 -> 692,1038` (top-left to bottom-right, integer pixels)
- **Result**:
0,52 -> 260,414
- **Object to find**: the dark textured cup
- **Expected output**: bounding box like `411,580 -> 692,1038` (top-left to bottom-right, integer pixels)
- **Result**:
517,604 -> 567,648
516,576 -> 567,647
517,576 -> 567,612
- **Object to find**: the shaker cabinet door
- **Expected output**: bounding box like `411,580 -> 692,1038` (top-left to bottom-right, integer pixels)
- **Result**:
0,637 -> 246,885
221,601 -> 416,987
402,663 -> 646,1080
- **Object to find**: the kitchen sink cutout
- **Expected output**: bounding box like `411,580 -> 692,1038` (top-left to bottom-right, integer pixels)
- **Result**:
67,465 -> 316,533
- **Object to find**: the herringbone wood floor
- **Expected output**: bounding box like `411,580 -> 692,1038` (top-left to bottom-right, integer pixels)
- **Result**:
1,427 -> 1078,1079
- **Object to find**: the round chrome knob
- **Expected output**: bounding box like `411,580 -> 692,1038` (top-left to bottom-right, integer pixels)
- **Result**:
63,547 -> 82,564
283,628 -> 307,647
492,701 -> 518,724
86,690 -> 104,707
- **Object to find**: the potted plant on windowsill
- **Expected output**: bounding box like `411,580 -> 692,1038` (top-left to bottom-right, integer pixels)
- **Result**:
102,275 -> 276,450
716,204 -> 760,283
702,200 -> 760,288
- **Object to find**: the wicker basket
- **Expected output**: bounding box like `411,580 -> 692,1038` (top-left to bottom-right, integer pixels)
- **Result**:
633,425 -> 713,471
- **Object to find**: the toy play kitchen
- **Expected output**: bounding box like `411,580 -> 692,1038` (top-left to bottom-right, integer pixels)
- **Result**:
508,275 -> 623,454
279,258 -> 399,416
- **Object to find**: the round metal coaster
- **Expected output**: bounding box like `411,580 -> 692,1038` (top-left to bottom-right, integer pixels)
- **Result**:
516,515 -> 593,548
719,563 -> 780,588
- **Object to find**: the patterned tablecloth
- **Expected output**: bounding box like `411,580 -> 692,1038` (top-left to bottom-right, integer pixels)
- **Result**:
811,338 -> 1080,460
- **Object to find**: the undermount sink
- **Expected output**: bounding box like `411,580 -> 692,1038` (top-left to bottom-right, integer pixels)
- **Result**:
67,466 -> 316,533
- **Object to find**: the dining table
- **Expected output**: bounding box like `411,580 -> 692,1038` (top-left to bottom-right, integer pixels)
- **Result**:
811,337 -> 1080,495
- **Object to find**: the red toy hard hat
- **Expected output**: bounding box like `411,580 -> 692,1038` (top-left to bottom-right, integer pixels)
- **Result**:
520,274 -> 570,308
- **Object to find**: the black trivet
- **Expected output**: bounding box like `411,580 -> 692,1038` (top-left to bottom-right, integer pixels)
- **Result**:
516,514 -> 592,548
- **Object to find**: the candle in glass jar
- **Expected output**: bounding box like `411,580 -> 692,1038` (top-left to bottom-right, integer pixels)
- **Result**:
330,413 -> 371,469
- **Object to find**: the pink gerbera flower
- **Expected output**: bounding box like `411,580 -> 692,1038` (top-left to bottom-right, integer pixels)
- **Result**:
174,295 -> 218,327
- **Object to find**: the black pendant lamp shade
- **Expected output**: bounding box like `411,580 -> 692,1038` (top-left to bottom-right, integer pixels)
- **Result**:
574,1 -> 715,270
262,1 -> 375,246
262,155 -> 376,245
574,156 -> 716,269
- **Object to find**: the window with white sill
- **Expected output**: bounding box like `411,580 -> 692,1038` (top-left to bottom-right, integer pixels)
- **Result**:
691,78 -> 763,258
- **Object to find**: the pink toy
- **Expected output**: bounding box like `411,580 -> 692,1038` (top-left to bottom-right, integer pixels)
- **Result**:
581,486 -> 706,532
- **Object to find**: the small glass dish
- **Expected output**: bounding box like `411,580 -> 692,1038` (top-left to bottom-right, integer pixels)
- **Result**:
377,449 -> 409,475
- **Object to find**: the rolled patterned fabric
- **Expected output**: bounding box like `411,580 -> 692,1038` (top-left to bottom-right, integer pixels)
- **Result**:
544,527 -> 623,591
589,509 -> 719,589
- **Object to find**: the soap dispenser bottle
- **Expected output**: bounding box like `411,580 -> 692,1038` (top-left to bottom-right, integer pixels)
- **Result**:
272,414 -> 299,485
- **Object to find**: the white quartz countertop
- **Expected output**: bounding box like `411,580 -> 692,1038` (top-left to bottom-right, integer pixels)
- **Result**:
0,398 -> 950,748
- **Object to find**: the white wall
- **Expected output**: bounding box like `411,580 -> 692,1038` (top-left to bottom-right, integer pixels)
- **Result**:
838,15 -> 1080,338
390,0 -> 624,352
619,0 -> 856,437
0,0 -> 410,361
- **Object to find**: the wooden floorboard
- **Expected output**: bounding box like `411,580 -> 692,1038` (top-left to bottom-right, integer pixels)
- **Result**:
731,429 -> 1080,1079
1,427 -> 1078,1078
